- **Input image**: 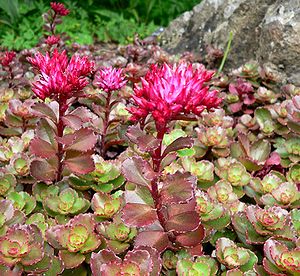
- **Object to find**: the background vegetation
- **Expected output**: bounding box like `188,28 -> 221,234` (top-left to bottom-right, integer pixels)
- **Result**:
0,0 -> 201,50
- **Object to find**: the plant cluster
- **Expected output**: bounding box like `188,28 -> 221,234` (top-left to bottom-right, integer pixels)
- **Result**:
0,2 -> 299,275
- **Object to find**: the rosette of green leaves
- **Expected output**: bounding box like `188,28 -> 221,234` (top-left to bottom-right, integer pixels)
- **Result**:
232,206 -> 295,245
91,191 -> 123,219
247,171 -> 300,207
182,157 -> 215,189
96,215 -> 137,254
6,191 -> 36,215
176,255 -> 219,276
8,154 -> 30,176
195,191 -> 231,231
0,172 -> 16,197
90,247 -> 162,276
0,224 -> 44,269
162,250 -> 178,272
46,214 -> 101,269
263,239 -> 300,275
216,238 -> 258,273
196,125 -> 231,157
275,137 -> 300,167
254,107 -> 276,136
215,157 -> 251,197
69,156 -> 125,193
43,186 -> 90,217
26,213 -> 56,237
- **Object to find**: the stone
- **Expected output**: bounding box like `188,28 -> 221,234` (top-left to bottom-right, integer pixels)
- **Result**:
160,0 -> 300,84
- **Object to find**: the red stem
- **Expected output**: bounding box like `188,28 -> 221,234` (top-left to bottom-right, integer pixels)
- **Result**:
151,126 -> 167,227
100,91 -> 112,158
56,101 -> 66,182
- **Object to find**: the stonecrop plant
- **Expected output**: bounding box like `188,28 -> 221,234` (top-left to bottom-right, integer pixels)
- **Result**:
0,1 -> 299,275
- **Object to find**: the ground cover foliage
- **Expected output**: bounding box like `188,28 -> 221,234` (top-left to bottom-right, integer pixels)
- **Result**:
0,2 -> 300,276
0,0 -> 200,50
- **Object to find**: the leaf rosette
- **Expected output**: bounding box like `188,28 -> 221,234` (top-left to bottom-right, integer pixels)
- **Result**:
0,224 -> 44,268
46,214 -> 101,269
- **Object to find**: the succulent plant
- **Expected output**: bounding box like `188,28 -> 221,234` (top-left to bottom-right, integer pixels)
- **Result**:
195,190 -> 231,231
91,191 -> 123,219
215,157 -> 251,188
46,213 -> 101,269
43,186 -> 90,217
96,215 -> 137,254
275,137 -> 300,167
90,247 -> 162,276
215,238 -> 258,272
263,239 -> 300,275
176,255 -> 219,276
0,224 -> 44,268
6,191 -> 36,215
232,206 -> 295,245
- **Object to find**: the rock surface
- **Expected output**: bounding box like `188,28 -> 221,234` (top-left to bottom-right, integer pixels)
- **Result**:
160,0 -> 300,84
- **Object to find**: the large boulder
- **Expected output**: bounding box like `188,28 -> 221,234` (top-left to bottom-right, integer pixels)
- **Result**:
160,0 -> 300,84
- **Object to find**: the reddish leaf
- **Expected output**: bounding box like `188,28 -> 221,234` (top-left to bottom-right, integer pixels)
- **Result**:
135,231 -> 170,253
122,157 -> 157,187
127,126 -> 160,153
90,250 -> 121,276
35,119 -> 57,146
30,157 -> 58,182
135,246 -> 162,276
165,211 -> 200,233
32,102 -> 58,123
30,138 -> 57,158
70,106 -> 97,123
63,128 -> 97,152
160,172 -> 195,204
64,150 -> 95,175
121,203 -> 158,227
175,225 -> 205,247
62,114 -> 83,130
162,137 -> 194,157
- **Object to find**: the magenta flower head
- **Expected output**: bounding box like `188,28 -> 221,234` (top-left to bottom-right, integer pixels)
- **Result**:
50,2 -> 70,16
45,35 -> 60,46
27,49 -> 94,104
128,62 -> 221,131
95,67 -> 127,93
1,51 -> 16,67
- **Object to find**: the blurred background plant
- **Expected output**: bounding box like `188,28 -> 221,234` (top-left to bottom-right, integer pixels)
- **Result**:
0,0 -> 201,50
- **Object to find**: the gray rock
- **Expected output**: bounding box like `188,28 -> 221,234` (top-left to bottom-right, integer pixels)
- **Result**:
160,0 -> 300,84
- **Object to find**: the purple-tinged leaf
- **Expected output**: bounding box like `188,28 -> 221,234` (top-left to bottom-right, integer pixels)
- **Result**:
30,138 -> 57,158
35,119 -> 57,146
165,211 -> 200,233
64,128 -> 97,152
135,231 -> 170,253
175,224 -> 205,247
136,246 -> 162,276
122,157 -> 158,187
30,157 -> 58,182
90,250 -> 121,276
70,106 -> 97,123
124,249 -> 152,276
0,127 -> 22,136
121,203 -> 158,227
162,137 -> 194,157
160,172 -> 196,204
64,150 -> 95,175
32,102 -> 58,123
62,114 -> 83,130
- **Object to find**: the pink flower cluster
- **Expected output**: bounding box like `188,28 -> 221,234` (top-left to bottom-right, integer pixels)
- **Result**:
45,35 -> 60,46
50,2 -> 70,16
27,49 -> 94,102
128,63 -> 221,129
95,67 -> 127,92
1,51 -> 16,67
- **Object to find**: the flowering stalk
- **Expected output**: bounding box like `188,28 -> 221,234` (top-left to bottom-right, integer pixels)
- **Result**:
124,62 -> 221,246
28,49 -> 94,182
95,67 -> 127,158
49,2 -> 69,35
